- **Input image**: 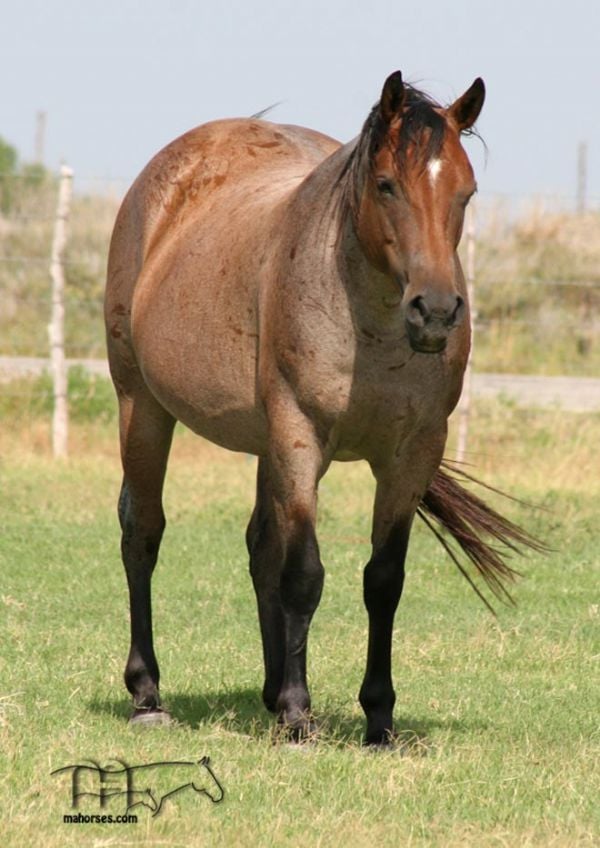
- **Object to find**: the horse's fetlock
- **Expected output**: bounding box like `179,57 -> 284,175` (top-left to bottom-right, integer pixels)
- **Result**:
359,682 -> 396,714
276,684 -> 310,716
125,666 -> 159,703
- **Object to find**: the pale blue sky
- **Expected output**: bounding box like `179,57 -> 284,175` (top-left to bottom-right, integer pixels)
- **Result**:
3,0 -> 599,202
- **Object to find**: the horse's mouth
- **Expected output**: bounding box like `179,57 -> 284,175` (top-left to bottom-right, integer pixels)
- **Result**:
406,327 -> 448,354
410,340 -> 447,354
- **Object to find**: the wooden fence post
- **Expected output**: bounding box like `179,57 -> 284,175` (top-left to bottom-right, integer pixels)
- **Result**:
456,203 -> 476,464
48,164 -> 73,458
576,141 -> 587,215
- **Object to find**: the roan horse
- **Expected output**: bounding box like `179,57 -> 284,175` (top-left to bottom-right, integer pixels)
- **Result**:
105,71 -> 535,744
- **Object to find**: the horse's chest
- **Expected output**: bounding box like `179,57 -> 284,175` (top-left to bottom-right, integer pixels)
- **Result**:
269,303 -> 465,460
335,356 -> 463,461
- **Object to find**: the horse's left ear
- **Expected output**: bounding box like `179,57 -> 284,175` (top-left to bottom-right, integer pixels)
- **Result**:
448,78 -> 485,131
379,71 -> 406,124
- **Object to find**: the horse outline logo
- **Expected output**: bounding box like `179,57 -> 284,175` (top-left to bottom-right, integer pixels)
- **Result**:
51,755 -> 224,817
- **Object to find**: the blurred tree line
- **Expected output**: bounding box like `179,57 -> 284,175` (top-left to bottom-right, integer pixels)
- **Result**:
0,135 -> 52,215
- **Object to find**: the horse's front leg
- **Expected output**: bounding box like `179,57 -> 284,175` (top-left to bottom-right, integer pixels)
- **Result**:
265,400 -> 327,740
360,437 -> 445,745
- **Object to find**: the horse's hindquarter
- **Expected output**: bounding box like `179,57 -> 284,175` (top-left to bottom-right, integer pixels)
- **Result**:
106,119 -> 340,454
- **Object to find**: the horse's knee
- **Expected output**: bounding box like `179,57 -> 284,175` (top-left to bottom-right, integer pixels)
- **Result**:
363,522 -> 409,611
280,519 -> 324,615
363,556 -> 405,612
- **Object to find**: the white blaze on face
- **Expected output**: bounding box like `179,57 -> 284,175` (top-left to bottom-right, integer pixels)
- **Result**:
428,158 -> 443,186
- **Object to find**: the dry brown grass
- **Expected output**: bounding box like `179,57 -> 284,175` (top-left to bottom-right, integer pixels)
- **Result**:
462,203 -> 600,374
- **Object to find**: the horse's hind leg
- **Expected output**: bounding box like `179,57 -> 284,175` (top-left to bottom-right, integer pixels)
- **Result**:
246,458 -> 285,713
117,386 -> 175,724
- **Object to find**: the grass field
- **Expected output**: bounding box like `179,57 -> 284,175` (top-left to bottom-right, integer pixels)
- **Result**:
1,384 -> 599,847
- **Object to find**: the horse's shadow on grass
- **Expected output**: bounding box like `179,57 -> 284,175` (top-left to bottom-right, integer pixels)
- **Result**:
89,687 -> 488,753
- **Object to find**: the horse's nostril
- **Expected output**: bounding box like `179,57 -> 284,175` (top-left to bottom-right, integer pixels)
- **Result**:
450,295 -> 465,327
407,293 -> 465,325
406,295 -> 430,328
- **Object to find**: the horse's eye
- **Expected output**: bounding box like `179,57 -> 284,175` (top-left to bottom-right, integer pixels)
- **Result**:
376,178 -> 395,197
459,187 -> 477,208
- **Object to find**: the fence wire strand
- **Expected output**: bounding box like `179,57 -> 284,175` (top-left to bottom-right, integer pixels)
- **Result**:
1,175 -> 599,412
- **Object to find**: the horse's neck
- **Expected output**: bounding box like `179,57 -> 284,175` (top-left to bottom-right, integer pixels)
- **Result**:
281,143 -> 404,338
332,203 -> 406,339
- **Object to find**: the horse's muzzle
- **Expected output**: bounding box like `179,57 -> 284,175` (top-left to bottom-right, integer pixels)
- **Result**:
404,291 -> 465,354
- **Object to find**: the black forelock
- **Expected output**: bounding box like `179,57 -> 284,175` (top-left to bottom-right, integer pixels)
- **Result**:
366,83 -> 447,169
334,82 -> 480,217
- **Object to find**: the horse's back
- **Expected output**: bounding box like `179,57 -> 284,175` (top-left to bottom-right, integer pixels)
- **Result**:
115,119 -> 338,266
105,118 -> 340,454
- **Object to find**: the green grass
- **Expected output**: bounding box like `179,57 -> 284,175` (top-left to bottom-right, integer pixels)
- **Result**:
1,392 -> 599,846
0,366 -> 118,424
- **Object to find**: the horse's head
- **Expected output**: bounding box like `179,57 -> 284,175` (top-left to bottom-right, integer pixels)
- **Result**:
191,756 -> 224,803
353,71 -> 485,353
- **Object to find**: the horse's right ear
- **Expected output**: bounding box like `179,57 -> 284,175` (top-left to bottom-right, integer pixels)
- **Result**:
379,71 -> 405,124
448,78 -> 486,131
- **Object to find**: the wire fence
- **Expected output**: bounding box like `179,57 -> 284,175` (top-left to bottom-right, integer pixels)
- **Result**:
1,170 -> 599,454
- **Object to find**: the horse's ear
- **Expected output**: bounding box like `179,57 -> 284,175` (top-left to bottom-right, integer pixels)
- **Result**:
379,71 -> 405,124
448,78 -> 485,131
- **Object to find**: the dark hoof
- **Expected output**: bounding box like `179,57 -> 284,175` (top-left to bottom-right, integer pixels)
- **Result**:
129,707 -> 172,727
363,729 -> 395,748
275,716 -> 319,745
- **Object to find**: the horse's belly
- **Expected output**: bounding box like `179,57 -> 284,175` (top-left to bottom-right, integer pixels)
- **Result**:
163,390 -> 267,455
140,350 -> 267,455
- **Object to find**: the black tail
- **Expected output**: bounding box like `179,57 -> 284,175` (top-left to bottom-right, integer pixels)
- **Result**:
418,461 -> 547,613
